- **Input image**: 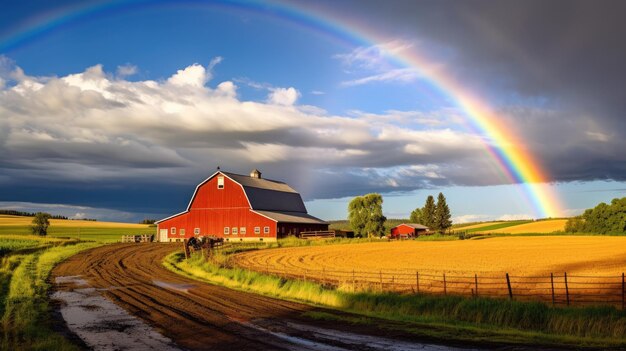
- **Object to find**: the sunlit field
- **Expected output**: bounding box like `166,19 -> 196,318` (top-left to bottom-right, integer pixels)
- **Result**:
234,236 -> 626,276
482,219 -> 568,234
0,215 -> 154,242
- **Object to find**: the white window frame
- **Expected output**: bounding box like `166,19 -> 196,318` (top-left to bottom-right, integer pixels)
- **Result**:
224,227 -> 230,235
170,227 -> 176,234
217,176 -> 224,189
194,228 -> 200,235
254,226 -> 260,235
232,227 -> 238,235
240,227 -> 246,235
263,226 -> 270,234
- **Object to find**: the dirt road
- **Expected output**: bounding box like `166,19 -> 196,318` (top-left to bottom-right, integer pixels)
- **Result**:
51,243 -> 501,350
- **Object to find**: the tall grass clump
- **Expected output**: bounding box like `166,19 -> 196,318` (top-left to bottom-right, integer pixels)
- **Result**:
1,240 -> 99,351
165,250 -> 626,347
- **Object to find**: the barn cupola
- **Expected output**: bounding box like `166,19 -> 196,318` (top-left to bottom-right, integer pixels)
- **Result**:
250,169 -> 262,179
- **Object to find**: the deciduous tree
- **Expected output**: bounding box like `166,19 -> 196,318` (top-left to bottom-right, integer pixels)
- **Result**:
348,193 -> 387,238
409,207 -> 423,224
31,212 -> 52,236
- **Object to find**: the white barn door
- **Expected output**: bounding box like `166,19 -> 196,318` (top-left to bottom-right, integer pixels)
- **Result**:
159,229 -> 168,242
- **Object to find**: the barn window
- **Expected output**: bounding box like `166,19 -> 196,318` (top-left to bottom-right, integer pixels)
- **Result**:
224,227 -> 230,235
217,176 -> 224,189
232,227 -> 238,235
194,228 -> 200,235
263,226 -> 270,234
254,227 -> 260,234
240,227 -> 246,235
180,229 -> 185,236
170,227 -> 176,235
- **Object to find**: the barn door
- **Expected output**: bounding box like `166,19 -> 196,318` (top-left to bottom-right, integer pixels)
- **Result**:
159,229 -> 168,242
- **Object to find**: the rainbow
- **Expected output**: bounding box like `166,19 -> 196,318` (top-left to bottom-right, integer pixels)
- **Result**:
0,0 -> 563,218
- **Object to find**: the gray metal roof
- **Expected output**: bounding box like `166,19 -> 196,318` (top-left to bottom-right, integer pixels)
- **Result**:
222,171 -> 307,213
399,223 -> 429,229
222,172 -> 297,193
254,210 -> 328,224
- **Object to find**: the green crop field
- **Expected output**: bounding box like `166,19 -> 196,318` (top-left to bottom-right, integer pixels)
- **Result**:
0,215 -> 156,243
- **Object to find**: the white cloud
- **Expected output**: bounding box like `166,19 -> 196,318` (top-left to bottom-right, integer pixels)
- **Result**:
167,63 -> 208,87
268,87 -> 300,105
497,213 -> 533,221
116,64 -> 138,78
0,61 -> 506,194
452,214 -> 491,224
341,68 -> 421,87
310,90 -> 325,95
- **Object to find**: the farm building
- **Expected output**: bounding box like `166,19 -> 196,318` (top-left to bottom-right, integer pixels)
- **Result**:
155,169 -> 328,242
390,223 -> 429,239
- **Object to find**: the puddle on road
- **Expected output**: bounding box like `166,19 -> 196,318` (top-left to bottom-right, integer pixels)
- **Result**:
53,276 -> 181,351
232,316 -> 479,351
152,280 -> 196,293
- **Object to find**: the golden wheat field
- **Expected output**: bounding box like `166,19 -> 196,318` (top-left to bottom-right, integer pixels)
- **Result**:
481,219 -> 567,234
0,215 -> 148,228
235,236 -> 626,276
234,236 -> 626,303
454,221 -> 503,230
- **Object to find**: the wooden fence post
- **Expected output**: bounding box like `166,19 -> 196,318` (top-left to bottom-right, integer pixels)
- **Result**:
550,273 -> 555,306
416,271 -> 420,294
506,273 -> 513,300
622,273 -> 624,310
474,274 -> 478,297
443,273 -> 447,295
183,239 -> 190,259
622,273 -> 626,310
564,272 -> 570,306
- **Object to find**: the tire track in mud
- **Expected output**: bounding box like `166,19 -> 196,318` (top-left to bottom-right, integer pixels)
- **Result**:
51,243 -> 494,351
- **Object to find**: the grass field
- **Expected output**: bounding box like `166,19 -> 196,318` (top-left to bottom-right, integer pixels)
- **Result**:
0,235 -> 100,350
234,236 -> 626,276
0,215 -> 155,242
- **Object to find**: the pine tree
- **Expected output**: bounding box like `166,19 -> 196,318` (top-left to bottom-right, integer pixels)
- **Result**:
434,192 -> 452,233
422,195 -> 436,229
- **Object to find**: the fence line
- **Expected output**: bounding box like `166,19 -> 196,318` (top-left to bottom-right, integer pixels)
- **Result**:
231,261 -> 626,309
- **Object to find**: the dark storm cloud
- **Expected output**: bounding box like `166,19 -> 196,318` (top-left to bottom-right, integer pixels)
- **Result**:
304,0 -> 626,183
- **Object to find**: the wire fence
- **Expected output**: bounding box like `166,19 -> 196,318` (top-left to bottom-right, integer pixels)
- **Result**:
233,261 -> 626,309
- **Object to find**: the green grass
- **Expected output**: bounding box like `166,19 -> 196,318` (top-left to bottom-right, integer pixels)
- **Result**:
328,219 -> 408,234
164,249 -> 626,348
0,236 -> 101,350
0,226 -> 154,243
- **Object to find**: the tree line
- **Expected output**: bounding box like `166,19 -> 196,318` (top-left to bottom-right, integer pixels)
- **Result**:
565,197 -> 625,234
0,209 -> 68,220
348,192 -> 453,238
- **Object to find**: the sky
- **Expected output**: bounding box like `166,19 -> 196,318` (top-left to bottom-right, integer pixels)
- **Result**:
0,0 -> 625,223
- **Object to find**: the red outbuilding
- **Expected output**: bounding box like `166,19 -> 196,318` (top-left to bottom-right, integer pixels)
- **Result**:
390,223 -> 430,239
155,169 -> 328,242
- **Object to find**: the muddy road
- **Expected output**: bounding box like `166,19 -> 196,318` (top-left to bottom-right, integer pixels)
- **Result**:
51,244 -> 511,350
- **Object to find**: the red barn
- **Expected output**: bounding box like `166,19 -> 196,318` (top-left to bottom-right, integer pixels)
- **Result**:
390,223 -> 430,239
155,169 -> 328,242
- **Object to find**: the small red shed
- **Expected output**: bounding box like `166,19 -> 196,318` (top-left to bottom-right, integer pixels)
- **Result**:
155,169 -> 328,242
390,223 -> 430,239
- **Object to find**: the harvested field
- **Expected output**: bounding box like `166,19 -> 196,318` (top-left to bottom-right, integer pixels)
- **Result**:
453,221 -> 503,230
0,215 -> 149,228
233,236 -> 626,306
482,219 -> 567,234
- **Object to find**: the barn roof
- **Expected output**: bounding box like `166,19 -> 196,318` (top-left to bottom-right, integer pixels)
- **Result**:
221,172 -> 307,213
397,223 -> 429,229
254,210 -> 328,224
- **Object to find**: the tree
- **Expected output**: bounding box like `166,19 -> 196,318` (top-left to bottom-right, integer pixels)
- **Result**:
434,192 -> 452,233
348,193 -> 387,238
565,197 -> 626,234
31,212 -> 52,236
409,207 -> 423,224
422,195 -> 436,229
